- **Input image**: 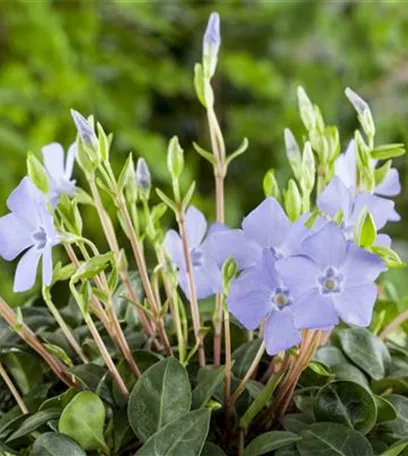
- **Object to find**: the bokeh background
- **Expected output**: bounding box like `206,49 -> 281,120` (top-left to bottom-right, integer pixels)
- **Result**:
1,0 -> 408,304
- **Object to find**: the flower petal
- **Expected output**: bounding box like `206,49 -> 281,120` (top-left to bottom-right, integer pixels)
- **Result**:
164,230 -> 185,269
42,142 -> 65,179
333,283 -> 377,327
375,168 -> 401,197
0,214 -> 33,260
65,143 -> 77,179
7,177 -> 45,225
13,247 -> 41,292
342,243 -> 385,287
42,245 -> 53,287
375,233 -> 391,248
202,228 -> 261,270
178,260 -> 222,300
291,288 -> 339,329
317,177 -> 352,220
185,206 -> 207,249
301,222 -> 347,268
335,140 -> 357,190
242,197 -> 291,250
264,308 -> 301,355
276,256 -> 320,298
227,271 -> 271,330
352,192 -> 399,230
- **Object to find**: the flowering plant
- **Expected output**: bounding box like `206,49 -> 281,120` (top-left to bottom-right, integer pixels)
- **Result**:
0,12 -> 407,456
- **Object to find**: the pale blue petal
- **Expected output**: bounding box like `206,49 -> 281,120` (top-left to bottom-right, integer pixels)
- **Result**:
317,177 -> 352,221
227,271 -> 271,330
375,168 -> 401,197
42,245 -> 53,286
301,222 -> 347,268
185,206 -> 207,249
242,197 -> 291,249
264,308 -> 301,355
65,143 -> 77,179
292,289 -> 339,329
13,247 -> 41,292
255,249 -> 280,290
333,283 -> 377,327
42,143 -> 65,179
276,255 -> 320,298
375,234 -> 392,248
342,243 -> 385,287
202,228 -> 262,270
7,177 -> 45,225
0,214 -> 33,260
352,192 -> 400,230
164,230 -> 185,269
178,259 -> 222,300
335,140 -> 357,190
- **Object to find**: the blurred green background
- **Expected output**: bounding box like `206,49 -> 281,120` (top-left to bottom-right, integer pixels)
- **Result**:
1,0 -> 408,303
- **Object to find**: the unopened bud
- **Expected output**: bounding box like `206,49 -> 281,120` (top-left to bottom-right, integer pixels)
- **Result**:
71,110 -> 98,149
345,87 -> 375,139
203,12 -> 221,78
222,257 -> 237,290
136,158 -> 151,193
284,128 -> 301,180
284,179 -> 301,221
297,86 -> 316,132
167,136 -> 184,181
263,169 -> 281,202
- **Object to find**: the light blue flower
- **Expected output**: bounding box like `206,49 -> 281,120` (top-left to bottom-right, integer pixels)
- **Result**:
0,177 -> 59,292
42,142 -> 76,207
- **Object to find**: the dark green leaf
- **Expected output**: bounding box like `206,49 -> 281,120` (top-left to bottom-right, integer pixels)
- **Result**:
276,444 -> 302,456
128,358 -> 191,442
314,380 -> 377,434
192,365 -> 225,409
201,442 -> 227,455
297,422 -> 373,455
232,339 -> 263,378
378,395 -> 408,441
243,431 -> 302,456
32,432 -> 86,456
4,352 -> 44,394
331,363 -> 369,388
7,410 -> 60,442
375,395 -> 398,424
380,439 -> 408,456
339,328 -> 391,380
283,413 -> 315,434
372,378 -> 408,395
136,409 -> 210,456
71,252 -> 113,281
315,346 -> 348,367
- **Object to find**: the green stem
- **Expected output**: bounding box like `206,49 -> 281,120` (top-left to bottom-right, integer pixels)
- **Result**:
0,361 -> 28,414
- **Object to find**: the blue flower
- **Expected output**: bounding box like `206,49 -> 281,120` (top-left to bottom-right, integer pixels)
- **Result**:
335,139 -> 401,197
0,177 -> 59,292
317,176 -> 399,240
276,222 -> 386,328
203,12 -> 221,58
42,142 -> 76,207
227,250 -> 302,355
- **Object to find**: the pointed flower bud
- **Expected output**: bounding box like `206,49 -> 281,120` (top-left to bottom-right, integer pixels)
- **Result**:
345,87 -> 375,139
203,12 -> 221,78
297,86 -> 316,132
70,110 -> 98,149
167,136 -> 184,181
136,157 -> 151,200
284,128 -> 301,180
71,109 -> 100,169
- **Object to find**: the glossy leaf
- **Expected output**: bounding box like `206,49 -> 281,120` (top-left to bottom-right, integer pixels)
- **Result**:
232,339 -> 263,378
192,365 -> 225,409
378,395 -> 408,441
201,442 -> 227,455
32,432 -> 86,456
375,395 -> 398,424
243,431 -> 302,456
7,410 -> 60,442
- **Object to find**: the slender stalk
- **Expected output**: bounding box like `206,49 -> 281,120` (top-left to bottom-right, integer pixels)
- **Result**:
223,307 -> 232,403
379,309 -> 408,340
0,361 -> 28,414
177,212 -> 206,367
42,287 -> 88,364
229,341 -> 265,406
0,297 -> 75,387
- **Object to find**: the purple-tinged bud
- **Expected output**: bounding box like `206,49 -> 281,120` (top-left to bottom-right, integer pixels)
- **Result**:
136,157 -> 151,192
70,109 -> 98,149
203,12 -> 221,78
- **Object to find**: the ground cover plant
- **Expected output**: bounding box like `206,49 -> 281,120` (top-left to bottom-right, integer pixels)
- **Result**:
0,12 -> 408,456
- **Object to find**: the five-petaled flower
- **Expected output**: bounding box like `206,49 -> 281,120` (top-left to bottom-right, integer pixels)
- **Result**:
0,177 -> 59,292
42,142 -> 76,207
276,222 -> 385,329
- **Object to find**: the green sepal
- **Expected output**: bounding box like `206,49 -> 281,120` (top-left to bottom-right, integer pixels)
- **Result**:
27,151 -> 49,194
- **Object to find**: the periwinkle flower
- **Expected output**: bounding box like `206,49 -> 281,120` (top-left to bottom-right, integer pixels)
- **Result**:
0,177 -> 59,292
335,140 -> 401,197
164,206 -> 223,299
42,142 -> 76,207
70,109 -> 98,149
203,12 -> 221,58
136,158 -> 151,191
276,222 -> 385,328
317,176 -> 399,240
227,250 -> 301,355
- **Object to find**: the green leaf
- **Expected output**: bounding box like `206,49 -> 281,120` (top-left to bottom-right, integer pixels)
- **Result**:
374,160 -> 392,187
58,391 -> 108,452
315,346 -> 348,367
371,144 -> 406,160
370,245 -> 404,268
97,122 -> 110,162
156,188 -> 178,213
263,169 -> 281,201
339,328 -> 391,380
296,422 -> 373,455
194,63 -> 206,107
44,343 -> 73,367
7,410 -> 60,442
136,409 -> 210,456
372,377 -> 408,395
39,388 -> 77,412
32,432 -> 86,456
375,395 -> 398,424
380,439 -> 408,456
276,444 -> 302,456
192,142 -> 217,166
128,358 -> 192,442
192,365 -> 225,409
360,211 -> 376,247
331,363 -> 369,388
232,339 -> 263,378
71,252 -> 113,282
240,374 -> 282,430
378,395 -> 408,441
118,152 -> 135,190
282,413 -> 315,434
313,380 -> 377,434
201,442 -> 227,455
181,181 -> 197,212
226,137 -> 249,167
4,352 -> 43,395
27,151 -> 49,194
243,431 -> 302,456
284,179 -> 301,221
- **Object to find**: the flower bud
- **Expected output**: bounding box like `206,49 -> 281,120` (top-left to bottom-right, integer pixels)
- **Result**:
203,12 -> 221,78
284,179 -> 301,221
167,136 -> 184,181
297,86 -> 316,132
27,151 -> 49,194
70,109 -> 100,165
136,157 -> 151,200
263,169 -> 281,202
222,257 -> 237,290
284,128 -> 301,180
345,87 -> 375,139
301,141 -> 315,193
